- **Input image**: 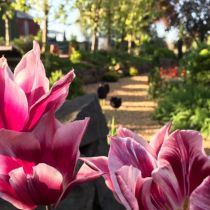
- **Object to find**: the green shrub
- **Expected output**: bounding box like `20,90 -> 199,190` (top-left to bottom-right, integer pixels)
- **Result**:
48,69 -> 84,99
129,66 -> 138,76
148,67 -> 163,98
0,37 -> 4,45
140,37 -> 167,55
199,48 -> 209,56
153,82 -> 210,136
68,77 -> 84,99
102,71 -> 119,82
41,53 -> 72,76
180,43 -> 210,83
80,50 -> 109,66
154,48 -> 176,59
201,118 -> 210,138
153,48 -> 177,66
12,36 -> 36,55
70,48 -> 81,63
172,108 -> 192,130
49,70 -> 63,87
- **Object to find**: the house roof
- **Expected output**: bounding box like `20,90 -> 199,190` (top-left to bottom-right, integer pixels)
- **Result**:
16,11 -> 33,20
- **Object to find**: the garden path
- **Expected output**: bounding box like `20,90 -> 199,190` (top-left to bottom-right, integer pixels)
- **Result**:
85,75 -> 162,141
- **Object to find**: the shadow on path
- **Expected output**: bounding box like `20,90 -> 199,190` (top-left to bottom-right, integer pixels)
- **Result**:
85,75 -> 162,141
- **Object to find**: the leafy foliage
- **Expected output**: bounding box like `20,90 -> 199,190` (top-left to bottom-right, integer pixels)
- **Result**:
160,0 -> 210,43
129,66 -> 138,76
180,44 -> 210,84
102,71 -> 119,82
68,77 -> 84,99
49,70 -> 63,87
153,83 -> 210,137
150,43 -> 210,137
70,48 -> 82,64
153,48 -> 177,66
12,36 -> 35,55
75,0 -> 160,52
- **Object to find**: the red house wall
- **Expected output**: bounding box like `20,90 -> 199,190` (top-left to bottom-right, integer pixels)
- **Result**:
16,18 -> 39,36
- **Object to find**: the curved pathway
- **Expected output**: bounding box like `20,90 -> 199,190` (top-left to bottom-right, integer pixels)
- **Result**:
85,75 -> 162,141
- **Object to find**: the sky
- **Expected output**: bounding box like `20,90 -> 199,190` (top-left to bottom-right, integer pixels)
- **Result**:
155,22 -> 179,43
48,6 -> 86,41
49,14 -> 178,43
29,3 -> 178,44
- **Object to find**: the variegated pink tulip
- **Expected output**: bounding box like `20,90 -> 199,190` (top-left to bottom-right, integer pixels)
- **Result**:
0,41 -> 74,131
0,112 -> 102,210
81,124 -> 210,210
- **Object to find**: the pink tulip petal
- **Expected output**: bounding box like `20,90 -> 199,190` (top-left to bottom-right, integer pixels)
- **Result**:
25,70 -> 75,130
138,176 -> 175,210
137,178 -> 156,210
80,156 -> 114,191
26,163 -> 63,205
80,157 -> 109,173
117,126 -> 156,157
0,66 -> 28,131
158,130 -> 210,199
190,176 -> 210,210
52,118 -> 89,179
0,129 -> 39,175
109,137 -> 156,178
0,155 -> 34,176
76,161 -> 105,181
150,122 -> 171,155
113,165 -> 141,210
33,112 -> 61,164
55,162 -> 104,208
0,56 -> 7,68
9,164 -> 63,206
14,41 -> 49,106
9,167 -> 38,208
0,57 -> 13,79
0,178 -> 36,210
152,165 -> 183,209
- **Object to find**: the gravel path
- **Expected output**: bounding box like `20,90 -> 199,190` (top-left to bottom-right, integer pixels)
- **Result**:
85,75 -> 162,141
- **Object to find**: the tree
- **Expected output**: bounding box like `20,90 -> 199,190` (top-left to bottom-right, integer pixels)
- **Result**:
26,0 -> 71,52
75,0 -> 104,51
0,0 -> 27,46
26,0 -> 49,52
108,0 -> 158,53
75,0 -> 159,53
160,0 -> 210,44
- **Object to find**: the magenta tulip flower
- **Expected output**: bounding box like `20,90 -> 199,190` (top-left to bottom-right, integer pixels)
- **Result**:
0,113 -> 102,209
0,41 -> 75,131
81,124 -> 210,210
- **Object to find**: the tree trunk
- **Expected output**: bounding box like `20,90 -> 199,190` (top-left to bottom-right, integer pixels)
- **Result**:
42,0 -> 49,53
177,39 -> 183,60
91,27 -> 97,51
107,3 -> 111,50
127,36 -> 132,54
199,31 -> 205,43
119,27 -> 125,50
5,16 -> 10,46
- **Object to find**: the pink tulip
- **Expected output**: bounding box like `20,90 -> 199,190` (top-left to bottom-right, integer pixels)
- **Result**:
0,41 -> 75,131
81,124 -> 210,210
0,113 -> 102,209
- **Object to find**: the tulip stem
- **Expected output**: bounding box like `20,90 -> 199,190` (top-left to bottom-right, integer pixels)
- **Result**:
99,99 -> 105,113
111,115 -> 115,136
111,109 -> 117,136
45,205 -> 51,210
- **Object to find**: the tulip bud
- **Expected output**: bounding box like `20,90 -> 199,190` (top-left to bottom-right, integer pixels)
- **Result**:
97,83 -> 110,99
104,83 -> 110,94
110,97 -> 122,109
